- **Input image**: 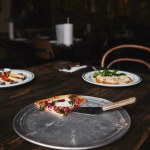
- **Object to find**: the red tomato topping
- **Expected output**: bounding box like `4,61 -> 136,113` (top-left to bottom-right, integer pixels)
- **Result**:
54,106 -> 58,112
63,107 -> 70,112
58,99 -> 65,102
75,98 -> 83,105
50,102 -> 55,106
38,101 -> 43,105
74,104 -> 78,107
44,101 -> 50,108
1,74 -> 11,82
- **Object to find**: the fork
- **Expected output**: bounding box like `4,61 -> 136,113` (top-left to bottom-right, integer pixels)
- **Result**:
92,66 -> 98,71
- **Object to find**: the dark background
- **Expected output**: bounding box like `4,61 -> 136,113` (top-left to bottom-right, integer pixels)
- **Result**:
0,0 -> 150,73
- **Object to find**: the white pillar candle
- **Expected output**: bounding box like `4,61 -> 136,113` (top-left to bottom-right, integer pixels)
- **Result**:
56,23 -> 74,46
63,23 -> 73,46
8,22 -> 14,40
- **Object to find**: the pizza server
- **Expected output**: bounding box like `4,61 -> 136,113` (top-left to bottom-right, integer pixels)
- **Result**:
73,97 -> 136,115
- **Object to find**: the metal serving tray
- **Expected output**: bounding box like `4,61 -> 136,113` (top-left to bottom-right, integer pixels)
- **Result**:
13,96 -> 131,150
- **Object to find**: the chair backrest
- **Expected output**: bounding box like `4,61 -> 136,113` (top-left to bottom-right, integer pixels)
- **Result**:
100,44 -> 150,71
32,40 -> 55,59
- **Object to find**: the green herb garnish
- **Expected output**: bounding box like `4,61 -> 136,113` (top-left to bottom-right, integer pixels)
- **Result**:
68,100 -> 75,105
57,108 -> 65,114
54,100 -> 58,103
93,71 -> 101,78
93,69 -> 126,77
39,103 -> 45,111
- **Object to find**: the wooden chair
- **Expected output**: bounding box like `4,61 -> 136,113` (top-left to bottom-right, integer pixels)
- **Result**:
32,40 -> 55,60
100,44 -> 150,71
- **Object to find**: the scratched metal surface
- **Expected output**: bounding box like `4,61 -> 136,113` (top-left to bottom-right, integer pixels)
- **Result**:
13,96 -> 131,150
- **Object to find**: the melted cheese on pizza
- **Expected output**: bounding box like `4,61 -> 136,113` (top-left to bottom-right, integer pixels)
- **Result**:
54,98 -> 72,107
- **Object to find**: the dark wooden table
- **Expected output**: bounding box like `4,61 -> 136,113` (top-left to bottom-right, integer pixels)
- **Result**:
0,60 -> 150,150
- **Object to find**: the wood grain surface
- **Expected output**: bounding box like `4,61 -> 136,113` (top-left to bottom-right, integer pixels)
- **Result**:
0,60 -> 150,150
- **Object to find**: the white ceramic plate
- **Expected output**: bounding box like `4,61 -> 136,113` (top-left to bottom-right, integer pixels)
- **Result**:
0,69 -> 34,88
13,96 -> 130,149
82,70 -> 142,87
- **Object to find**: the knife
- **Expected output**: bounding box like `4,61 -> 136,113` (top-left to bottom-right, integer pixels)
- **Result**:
73,97 -> 136,115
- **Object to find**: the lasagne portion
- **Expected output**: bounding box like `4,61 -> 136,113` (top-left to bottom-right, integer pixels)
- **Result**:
93,69 -> 133,84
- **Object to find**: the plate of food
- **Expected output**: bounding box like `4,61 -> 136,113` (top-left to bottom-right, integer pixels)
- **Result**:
13,94 -> 131,150
0,68 -> 34,88
82,69 -> 142,87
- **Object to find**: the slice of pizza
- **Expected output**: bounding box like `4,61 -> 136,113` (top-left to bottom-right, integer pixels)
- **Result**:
34,94 -> 86,116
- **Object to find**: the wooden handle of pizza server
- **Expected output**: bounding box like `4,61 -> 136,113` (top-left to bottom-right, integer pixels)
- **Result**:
102,97 -> 136,111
